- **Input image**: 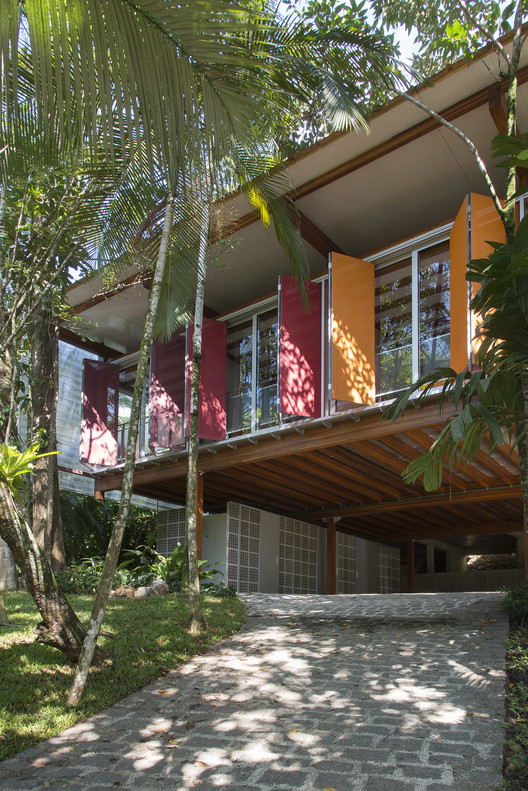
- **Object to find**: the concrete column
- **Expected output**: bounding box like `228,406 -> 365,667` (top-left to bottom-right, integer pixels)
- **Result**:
407,540 -> 415,593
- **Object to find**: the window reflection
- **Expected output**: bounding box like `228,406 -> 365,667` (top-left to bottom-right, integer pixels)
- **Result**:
375,258 -> 412,397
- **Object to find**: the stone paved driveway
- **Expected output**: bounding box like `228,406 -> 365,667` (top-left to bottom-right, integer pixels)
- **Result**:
0,592 -> 508,791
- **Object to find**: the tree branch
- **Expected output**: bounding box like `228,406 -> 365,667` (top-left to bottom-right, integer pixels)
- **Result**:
395,87 -> 506,223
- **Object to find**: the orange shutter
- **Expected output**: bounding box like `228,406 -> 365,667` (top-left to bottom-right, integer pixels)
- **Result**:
449,197 -> 470,373
331,252 -> 375,404
470,194 -> 506,360
450,194 -> 505,371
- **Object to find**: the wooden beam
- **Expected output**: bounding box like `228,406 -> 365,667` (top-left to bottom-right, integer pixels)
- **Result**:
301,484 -> 522,520
326,518 -> 337,595
488,84 -> 508,134
97,402 -> 454,492
58,327 -> 123,360
298,211 -> 344,257
220,66 -> 528,241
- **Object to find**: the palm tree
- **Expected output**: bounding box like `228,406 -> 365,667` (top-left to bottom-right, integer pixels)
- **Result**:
1,0 -> 405,696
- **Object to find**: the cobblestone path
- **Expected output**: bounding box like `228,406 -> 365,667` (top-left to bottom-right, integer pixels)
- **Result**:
0,592 -> 508,791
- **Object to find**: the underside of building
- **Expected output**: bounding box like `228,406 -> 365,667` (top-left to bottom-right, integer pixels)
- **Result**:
60,40 -> 528,594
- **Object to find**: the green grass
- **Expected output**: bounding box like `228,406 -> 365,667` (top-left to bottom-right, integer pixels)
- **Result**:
503,626 -> 528,790
0,591 -> 245,761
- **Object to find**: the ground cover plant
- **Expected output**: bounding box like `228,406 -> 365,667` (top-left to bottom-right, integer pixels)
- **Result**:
502,584 -> 528,790
0,591 -> 245,761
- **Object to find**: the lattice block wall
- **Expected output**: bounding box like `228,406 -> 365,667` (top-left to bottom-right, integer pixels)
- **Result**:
378,544 -> 400,593
279,517 -> 317,594
337,532 -> 355,593
157,508 -> 186,556
227,502 -> 260,592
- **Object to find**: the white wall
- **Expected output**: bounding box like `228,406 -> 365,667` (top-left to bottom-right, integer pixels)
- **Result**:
202,513 -> 228,582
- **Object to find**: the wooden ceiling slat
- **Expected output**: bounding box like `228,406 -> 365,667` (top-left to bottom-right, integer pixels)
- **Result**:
307,446 -> 409,499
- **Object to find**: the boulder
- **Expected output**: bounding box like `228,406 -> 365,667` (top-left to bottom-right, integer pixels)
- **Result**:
135,586 -> 151,598
111,585 -> 136,598
149,579 -> 169,596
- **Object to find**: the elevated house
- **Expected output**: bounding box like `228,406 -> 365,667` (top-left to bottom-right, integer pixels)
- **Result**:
61,42 -> 528,595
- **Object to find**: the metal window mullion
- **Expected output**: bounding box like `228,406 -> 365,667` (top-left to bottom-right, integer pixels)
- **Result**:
321,277 -> 327,417
251,314 -> 258,434
411,249 -> 420,383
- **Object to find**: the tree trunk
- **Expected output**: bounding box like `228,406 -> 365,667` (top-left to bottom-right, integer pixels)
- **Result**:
516,427 -> 528,584
0,538 -> 17,590
0,480 -> 104,660
0,591 -> 8,625
67,193 -> 175,707
185,200 -> 209,634
31,303 -> 66,572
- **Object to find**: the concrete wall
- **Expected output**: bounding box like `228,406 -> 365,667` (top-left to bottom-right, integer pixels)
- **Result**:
202,514 -> 228,582
416,568 -> 524,592
355,538 -> 380,593
258,510 -> 280,592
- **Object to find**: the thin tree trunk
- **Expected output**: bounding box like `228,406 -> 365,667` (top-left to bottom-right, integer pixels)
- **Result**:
31,303 -> 65,571
516,425 -> 528,584
0,591 -> 8,625
185,199 -> 209,634
67,193 -> 175,707
0,480 -> 103,659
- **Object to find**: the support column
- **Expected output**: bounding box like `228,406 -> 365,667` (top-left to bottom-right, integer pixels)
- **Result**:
426,543 -> 435,575
326,518 -> 336,595
407,540 -> 415,593
196,473 -> 203,560
94,485 -> 105,502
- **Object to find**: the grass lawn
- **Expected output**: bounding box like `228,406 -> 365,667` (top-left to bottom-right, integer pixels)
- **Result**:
0,591 -> 245,762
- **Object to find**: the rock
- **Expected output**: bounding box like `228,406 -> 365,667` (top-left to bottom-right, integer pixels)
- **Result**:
149,579 -> 169,596
135,586 -> 151,598
111,585 -> 136,598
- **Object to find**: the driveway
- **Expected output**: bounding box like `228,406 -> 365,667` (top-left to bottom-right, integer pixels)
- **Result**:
0,592 -> 508,791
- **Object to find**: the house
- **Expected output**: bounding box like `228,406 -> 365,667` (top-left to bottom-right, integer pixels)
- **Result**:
60,40 -> 528,595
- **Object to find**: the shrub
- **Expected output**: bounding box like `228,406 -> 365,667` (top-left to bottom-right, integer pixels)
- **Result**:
502,584 -> 528,627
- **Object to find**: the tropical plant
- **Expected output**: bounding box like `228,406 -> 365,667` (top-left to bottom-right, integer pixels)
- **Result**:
381,0 -> 528,581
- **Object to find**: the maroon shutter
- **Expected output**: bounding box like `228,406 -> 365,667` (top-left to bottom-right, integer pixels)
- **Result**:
150,335 -> 186,448
280,276 -> 322,417
187,318 -> 227,440
80,360 -> 119,465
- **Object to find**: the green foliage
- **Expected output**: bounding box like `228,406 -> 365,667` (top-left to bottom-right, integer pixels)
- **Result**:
0,442 -> 59,502
502,585 -> 528,627
503,626 -> 528,788
59,492 -> 157,565
371,0 -> 518,77
384,216 -> 528,490
120,543 -> 223,593
56,543 -> 223,595
0,591 -> 244,760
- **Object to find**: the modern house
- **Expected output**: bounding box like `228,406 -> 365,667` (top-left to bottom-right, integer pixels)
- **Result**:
61,41 -> 528,595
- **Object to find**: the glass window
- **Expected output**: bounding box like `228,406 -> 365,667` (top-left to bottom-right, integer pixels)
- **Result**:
375,258 -> 412,397
256,309 -> 278,430
374,240 -> 450,399
419,241 -> 450,376
226,308 -> 279,435
227,320 -> 252,434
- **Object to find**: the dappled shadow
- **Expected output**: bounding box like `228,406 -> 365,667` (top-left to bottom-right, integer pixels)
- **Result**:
332,316 -> 375,405
0,593 -> 507,790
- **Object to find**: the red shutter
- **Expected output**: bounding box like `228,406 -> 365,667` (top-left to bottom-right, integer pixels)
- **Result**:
187,318 -> 227,441
279,275 -> 322,417
80,360 -> 119,466
150,335 -> 186,448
